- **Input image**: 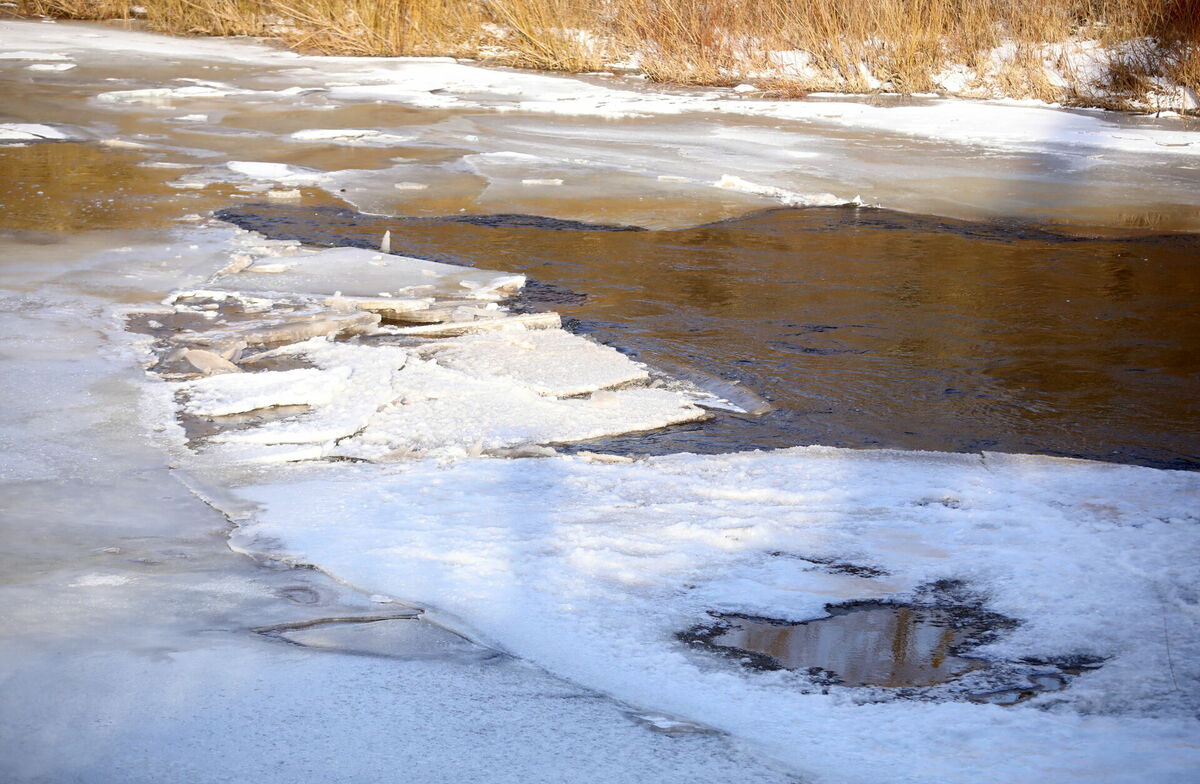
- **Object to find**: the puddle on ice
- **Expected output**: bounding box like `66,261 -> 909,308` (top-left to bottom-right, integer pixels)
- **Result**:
684,604 -> 1003,687
682,601 -> 1104,703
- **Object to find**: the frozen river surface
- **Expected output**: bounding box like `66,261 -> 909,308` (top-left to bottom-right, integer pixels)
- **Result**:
1,19 -> 1199,784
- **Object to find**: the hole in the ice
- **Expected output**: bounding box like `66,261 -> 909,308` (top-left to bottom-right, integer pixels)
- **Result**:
681,602 -> 1017,688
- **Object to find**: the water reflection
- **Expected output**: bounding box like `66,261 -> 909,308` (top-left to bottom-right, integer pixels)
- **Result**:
702,607 -> 988,687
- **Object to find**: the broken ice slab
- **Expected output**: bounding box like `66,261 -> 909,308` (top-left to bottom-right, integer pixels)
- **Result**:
201,343 -> 408,449
182,348 -> 240,375
323,295 -> 436,320
331,358 -> 706,461
207,246 -> 525,301
170,309 -> 380,351
181,366 -> 359,417
425,328 -> 649,397
381,312 -> 561,337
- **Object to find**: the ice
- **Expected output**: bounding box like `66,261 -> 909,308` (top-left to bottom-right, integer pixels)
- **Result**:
382,312 -> 560,336
425,328 -> 650,396
181,366 -> 355,416
181,348 -> 240,375
331,359 -> 705,460
207,246 -> 525,300
195,341 -> 407,452
0,50 -> 72,60
0,122 -> 83,142
289,128 -> 413,145
96,83 -> 247,103
169,308 -> 380,350
27,62 -> 76,72
228,448 -> 1200,783
715,174 -> 853,207
225,160 -> 327,186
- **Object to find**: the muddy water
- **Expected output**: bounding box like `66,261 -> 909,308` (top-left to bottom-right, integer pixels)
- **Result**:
220,203 -> 1200,470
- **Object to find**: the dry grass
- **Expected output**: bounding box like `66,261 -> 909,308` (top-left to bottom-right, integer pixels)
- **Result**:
14,0 -> 1200,108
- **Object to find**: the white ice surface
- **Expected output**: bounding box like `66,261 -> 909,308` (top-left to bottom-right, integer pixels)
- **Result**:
332,360 -> 703,460
426,328 -> 650,396
229,449 -> 1200,783
182,366 -> 354,416
0,122 -> 82,141
289,128 -> 414,145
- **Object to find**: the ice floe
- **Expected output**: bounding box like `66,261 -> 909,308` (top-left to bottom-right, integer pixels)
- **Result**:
139,234 -> 708,464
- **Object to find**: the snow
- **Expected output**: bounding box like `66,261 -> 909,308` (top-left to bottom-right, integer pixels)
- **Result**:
227,448 -> 1200,783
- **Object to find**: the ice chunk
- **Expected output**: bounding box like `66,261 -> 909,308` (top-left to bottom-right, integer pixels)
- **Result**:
206,343 -> 408,449
182,366 -> 355,417
0,122 -> 83,142
96,84 -> 247,103
289,128 -> 412,145
382,312 -> 559,336
331,358 -> 704,460
714,175 -> 852,207
427,328 -> 649,397
172,309 -> 380,350
207,246 -> 524,300
226,160 -> 326,186
182,348 -> 240,376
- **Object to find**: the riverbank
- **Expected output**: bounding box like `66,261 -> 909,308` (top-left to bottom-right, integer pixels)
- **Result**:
13,0 -> 1200,111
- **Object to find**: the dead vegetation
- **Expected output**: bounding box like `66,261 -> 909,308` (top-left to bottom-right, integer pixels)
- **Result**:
15,0 -> 1200,108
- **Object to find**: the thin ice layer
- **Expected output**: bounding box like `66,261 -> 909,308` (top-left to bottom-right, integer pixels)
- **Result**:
426,328 -> 650,396
333,358 -> 704,460
230,448 -> 1200,783
207,246 -> 525,300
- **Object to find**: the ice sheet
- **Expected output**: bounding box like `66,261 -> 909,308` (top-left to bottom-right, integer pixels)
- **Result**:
207,246 -> 525,300
425,328 -> 650,396
230,449 -> 1200,783
331,359 -> 704,460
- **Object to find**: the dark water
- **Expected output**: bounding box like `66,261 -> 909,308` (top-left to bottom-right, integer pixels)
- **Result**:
218,203 -> 1200,471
